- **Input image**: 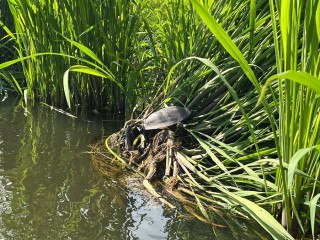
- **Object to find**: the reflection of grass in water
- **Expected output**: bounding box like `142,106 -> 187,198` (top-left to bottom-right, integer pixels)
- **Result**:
1,102 -> 121,238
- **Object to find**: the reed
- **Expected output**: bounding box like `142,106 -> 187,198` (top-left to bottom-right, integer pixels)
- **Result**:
2,0 -> 319,238
126,0 -> 293,238
186,0 -> 320,238
0,0 -> 14,61
267,0 -> 320,237
0,0 -> 22,93
4,0 -> 151,116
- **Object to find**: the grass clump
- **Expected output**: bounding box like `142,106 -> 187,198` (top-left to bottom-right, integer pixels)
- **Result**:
1,0 -> 319,239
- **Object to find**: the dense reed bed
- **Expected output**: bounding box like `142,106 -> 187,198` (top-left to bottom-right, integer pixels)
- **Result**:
2,0 -> 153,115
0,0 -> 14,61
1,0 -> 319,239
0,0 -> 23,93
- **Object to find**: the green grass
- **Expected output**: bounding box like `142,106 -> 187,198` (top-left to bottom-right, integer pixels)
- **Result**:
186,0 -> 320,238
0,0 -> 22,93
3,0 -> 151,116
267,0 -> 320,237
1,0 -> 319,238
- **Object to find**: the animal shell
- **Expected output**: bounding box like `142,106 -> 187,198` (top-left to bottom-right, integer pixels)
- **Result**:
144,106 -> 190,130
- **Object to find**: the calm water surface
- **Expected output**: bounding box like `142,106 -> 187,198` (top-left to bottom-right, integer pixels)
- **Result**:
0,95 -> 269,239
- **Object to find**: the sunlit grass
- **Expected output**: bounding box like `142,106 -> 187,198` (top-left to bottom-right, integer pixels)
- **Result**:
186,0 -> 320,238
5,0 -> 153,115
267,0 -> 320,237
0,1 -> 22,93
1,0 -> 319,238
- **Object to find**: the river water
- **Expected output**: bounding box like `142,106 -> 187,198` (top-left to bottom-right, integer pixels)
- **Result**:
0,94 -> 270,239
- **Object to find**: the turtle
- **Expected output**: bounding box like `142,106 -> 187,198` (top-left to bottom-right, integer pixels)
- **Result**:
144,106 -> 191,130
124,106 -> 191,208
141,106 -> 190,185
125,106 -> 190,152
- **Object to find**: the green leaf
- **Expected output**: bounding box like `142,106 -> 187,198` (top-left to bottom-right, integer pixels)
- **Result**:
9,72 -> 22,95
67,65 -> 115,79
190,0 -> 260,90
0,53 -> 74,70
62,37 -> 106,67
0,20 -> 16,40
310,193 -> 320,239
0,58 -> 26,70
316,2 -> 320,40
249,0 -> 256,48
258,71 -> 320,104
63,65 -> 122,109
217,186 -> 294,240
192,187 -> 210,222
191,132 -> 230,175
179,57 -> 261,160
287,146 -> 318,192
63,69 -> 71,109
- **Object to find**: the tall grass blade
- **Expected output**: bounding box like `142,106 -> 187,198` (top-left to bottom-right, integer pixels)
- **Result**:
317,4 -> 320,38
189,0 -> 259,89
168,56 -> 261,156
310,193 -> 320,239
259,71 -> 320,104
62,37 -> 106,67
0,20 -> 15,40
287,146 -> 320,192
63,65 -> 121,109
216,186 -> 294,240
63,69 -> 72,109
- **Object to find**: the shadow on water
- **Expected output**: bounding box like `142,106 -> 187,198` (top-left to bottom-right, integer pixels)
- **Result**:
0,94 -> 271,239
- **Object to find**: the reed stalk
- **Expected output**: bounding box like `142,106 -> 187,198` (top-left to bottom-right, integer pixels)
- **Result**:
188,0 -> 320,238
2,0 -> 319,238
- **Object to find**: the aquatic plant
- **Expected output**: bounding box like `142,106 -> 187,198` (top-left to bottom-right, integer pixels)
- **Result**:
0,0 -> 23,94
103,0 -> 319,238
2,0 -> 154,116
100,0 -> 294,238
1,0 -> 319,238
266,0 -> 320,237
185,0 -> 320,238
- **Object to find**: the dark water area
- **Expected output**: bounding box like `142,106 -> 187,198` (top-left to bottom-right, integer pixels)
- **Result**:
0,95 -> 270,239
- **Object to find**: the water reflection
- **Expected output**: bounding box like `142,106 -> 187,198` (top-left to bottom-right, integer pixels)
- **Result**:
0,95 -> 269,239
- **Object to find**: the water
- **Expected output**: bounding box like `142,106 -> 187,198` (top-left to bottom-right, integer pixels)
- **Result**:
0,95 -> 270,239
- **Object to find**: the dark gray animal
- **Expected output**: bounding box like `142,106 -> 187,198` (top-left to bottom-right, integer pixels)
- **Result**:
144,106 -> 190,130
